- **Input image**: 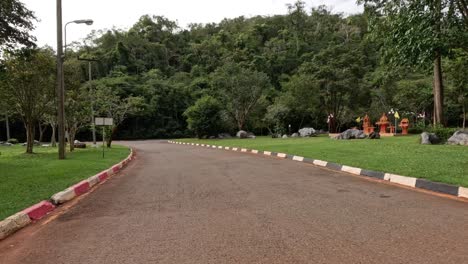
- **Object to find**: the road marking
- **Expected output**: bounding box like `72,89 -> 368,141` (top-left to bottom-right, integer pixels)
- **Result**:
313,160 -> 327,167
277,153 -> 287,158
341,166 -> 361,175
264,151 -> 272,156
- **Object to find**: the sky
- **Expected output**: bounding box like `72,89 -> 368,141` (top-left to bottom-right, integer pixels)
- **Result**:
21,0 -> 363,49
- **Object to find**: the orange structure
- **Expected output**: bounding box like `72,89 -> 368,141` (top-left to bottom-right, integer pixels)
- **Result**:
363,114 -> 374,134
375,113 -> 390,134
400,118 -> 410,135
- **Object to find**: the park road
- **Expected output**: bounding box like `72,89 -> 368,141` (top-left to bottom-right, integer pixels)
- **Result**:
1,140 -> 468,263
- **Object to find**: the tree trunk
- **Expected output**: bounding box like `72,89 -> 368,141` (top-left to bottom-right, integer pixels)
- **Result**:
38,122 -> 46,143
5,114 -> 10,140
433,52 -> 444,125
69,130 -> 75,152
106,126 -> 117,148
25,123 -> 35,154
51,124 -> 57,147
463,104 -> 466,130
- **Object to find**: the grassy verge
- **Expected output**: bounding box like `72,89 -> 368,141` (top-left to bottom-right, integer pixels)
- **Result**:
176,135 -> 468,187
0,145 -> 130,220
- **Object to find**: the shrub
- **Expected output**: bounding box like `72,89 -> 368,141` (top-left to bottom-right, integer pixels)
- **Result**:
408,127 -> 424,134
7,138 -> 18,144
183,96 -> 223,138
428,125 -> 458,142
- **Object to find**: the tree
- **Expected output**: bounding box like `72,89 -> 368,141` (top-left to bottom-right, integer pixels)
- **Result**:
211,62 -> 271,131
0,48 -> 55,153
361,0 -> 467,125
445,49 -> 468,128
183,96 -> 223,138
0,0 -> 36,50
94,79 -> 144,147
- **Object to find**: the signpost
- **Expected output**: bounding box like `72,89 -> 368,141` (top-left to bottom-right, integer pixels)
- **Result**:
95,117 -> 113,158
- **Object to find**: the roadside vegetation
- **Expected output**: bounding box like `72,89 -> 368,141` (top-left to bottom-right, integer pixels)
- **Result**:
177,136 -> 468,187
0,145 -> 130,219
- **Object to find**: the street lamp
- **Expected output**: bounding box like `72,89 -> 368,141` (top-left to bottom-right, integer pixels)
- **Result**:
56,0 -> 93,159
64,19 -> 93,53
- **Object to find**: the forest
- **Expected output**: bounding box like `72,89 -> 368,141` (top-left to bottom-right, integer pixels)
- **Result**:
1,0 -> 467,144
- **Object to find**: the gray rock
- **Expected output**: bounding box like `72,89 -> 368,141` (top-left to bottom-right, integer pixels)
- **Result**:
218,133 -> 232,139
447,130 -> 468,146
282,134 -> 288,139
298,127 -> 317,137
209,136 -> 216,139
368,132 -> 380,139
236,130 -> 255,139
291,133 -> 299,138
334,129 -> 367,140
0,142 -> 12,146
420,132 -> 440,145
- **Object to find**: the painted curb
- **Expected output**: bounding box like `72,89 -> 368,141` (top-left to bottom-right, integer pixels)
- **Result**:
0,147 -> 136,241
170,140 -> 467,200
22,201 -> 56,220
0,212 -> 31,240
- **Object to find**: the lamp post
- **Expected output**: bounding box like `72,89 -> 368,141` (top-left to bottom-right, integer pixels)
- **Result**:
56,0 -> 93,160
77,56 -> 99,146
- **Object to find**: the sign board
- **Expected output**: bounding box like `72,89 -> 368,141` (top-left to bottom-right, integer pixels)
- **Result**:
95,117 -> 113,126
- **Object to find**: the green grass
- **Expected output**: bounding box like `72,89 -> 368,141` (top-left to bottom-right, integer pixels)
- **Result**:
0,145 -> 130,220
177,135 -> 468,187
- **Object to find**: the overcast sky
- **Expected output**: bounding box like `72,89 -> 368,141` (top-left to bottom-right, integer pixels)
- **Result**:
21,0 -> 363,49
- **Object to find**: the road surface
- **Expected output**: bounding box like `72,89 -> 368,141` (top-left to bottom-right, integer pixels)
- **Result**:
1,140 -> 467,263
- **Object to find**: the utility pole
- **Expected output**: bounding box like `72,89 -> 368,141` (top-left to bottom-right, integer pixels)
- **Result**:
56,0 -> 66,159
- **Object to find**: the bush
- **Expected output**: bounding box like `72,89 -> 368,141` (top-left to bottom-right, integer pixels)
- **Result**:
428,125 -> 458,142
183,96 -> 223,138
7,138 -> 18,144
408,127 -> 424,134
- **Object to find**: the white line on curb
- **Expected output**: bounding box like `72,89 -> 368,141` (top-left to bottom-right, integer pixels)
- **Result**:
341,166 -> 362,175
292,156 -> 304,162
313,160 -> 327,167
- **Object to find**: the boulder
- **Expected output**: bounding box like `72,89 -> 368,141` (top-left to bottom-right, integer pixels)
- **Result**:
291,133 -> 299,138
447,130 -> 468,146
368,132 -> 380,139
334,129 -> 367,140
271,133 -> 281,138
218,133 -> 232,139
298,127 -> 317,137
420,132 -> 440,145
282,134 -> 288,139
237,130 -> 248,138
209,136 -> 216,139
236,130 -> 255,139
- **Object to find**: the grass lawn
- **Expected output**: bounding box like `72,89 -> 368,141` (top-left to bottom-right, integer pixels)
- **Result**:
177,135 -> 468,187
0,145 -> 130,220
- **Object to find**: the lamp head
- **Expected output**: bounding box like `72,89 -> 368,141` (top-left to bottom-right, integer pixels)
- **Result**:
73,19 -> 94,25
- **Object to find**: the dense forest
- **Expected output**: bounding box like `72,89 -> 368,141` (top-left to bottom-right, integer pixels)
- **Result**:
1,1 -> 467,143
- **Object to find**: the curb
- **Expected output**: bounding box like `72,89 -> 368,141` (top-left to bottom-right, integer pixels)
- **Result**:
168,140 -> 467,200
0,147 -> 136,241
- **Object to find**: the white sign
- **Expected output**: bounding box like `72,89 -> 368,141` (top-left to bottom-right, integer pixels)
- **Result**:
95,117 -> 114,126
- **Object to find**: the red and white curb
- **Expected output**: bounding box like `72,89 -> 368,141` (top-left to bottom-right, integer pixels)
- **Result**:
0,148 -> 135,241
168,140 -> 468,201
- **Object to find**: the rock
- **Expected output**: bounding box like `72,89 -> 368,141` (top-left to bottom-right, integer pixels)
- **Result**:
368,132 -> 380,139
298,127 -> 317,137
236,130 -> 248,138
291,133 -> 299,138
420,132 -> 440,145
237,130 -> 255,139
209,136 -> 216,139
447,130 -> 468,146
282,134 -> 288,139
271,133 -> 281,138
1,142 -> 12,146
74,141 -> 86,148
41,144 -> 50,147
334,129 -> 367,140
218,133 -> 232,139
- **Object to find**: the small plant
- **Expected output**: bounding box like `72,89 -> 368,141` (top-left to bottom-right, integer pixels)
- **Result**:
7,138 -> 18,144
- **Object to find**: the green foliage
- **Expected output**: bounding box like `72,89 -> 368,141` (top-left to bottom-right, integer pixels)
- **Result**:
183,96 -> 223,138
211,62 -> 271,130
427,125 -> 458,142
0,0 -> 36,50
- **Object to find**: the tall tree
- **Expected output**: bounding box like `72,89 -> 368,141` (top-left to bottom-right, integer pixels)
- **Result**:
361,0 -> 467,125
0,0 -> 36,50
0,48 -> 55,153
211,62 -> 271,131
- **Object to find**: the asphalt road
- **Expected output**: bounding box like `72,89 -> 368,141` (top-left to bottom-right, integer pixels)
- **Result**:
1,140 -> 468,264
